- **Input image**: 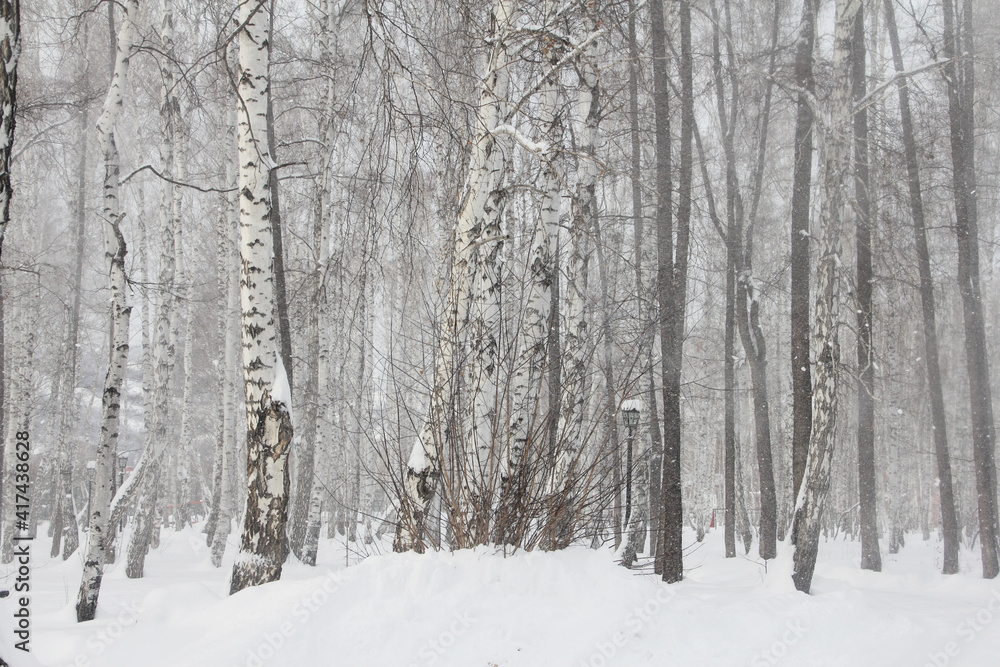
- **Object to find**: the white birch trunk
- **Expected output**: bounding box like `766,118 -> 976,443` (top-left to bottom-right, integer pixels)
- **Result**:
172,113 -> 191,532
550,46 -> 600,548
209,58 -> 241,566
502,10 -> 562,541
301,111 -> 335,566
174,279 -> 195,531
123,0 -> 181,577
790,0 -> 860,595
395,0 -> 517,552
293,0 -> 340,562
76,0 -> 136,621
460,0 -> 515,543
230,0 -> 294,595
301,283 -> 332,566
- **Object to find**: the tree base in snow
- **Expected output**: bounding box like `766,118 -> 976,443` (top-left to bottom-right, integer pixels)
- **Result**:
229,397 -> 293,595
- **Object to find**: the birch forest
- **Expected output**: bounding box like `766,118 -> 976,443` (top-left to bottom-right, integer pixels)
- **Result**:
3,0 -> 1000,662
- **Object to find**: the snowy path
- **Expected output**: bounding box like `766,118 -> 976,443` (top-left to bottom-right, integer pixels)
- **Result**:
4,524 -> 999,666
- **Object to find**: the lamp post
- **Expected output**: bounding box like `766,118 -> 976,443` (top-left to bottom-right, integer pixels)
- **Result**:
622,404 -> 640,529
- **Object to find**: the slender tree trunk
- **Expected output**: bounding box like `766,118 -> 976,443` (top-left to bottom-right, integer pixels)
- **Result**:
174,281 -> 195,532
266,0 -> 293,397
791,0 -> 859,595
124,0 -> 181,577
883,0 -> 959,574
724,243 -> 736,559
593,213 -> 620,549
851,4 -> 881,573
298,3 -> 338,559
657,0 -> 692,584
290,183 -> 323,559
624,0 -> 657,565
462,6 -> 516,545
550,38 -> 599,550
210,129 -> 240,567
941,0 -> 999,580
76,1 -> 137,621
205,143 -> 236,549
52,106 -> 88,560
649,0 -> 673,578
301,278 -> 331,566
791,0 -> 818,502
501,6 -> 562,546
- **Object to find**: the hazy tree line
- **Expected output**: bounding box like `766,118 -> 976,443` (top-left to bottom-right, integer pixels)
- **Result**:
1,0 -> 999,621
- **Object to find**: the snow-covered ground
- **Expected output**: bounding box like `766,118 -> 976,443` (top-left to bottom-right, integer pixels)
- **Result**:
5,523 -> 1000,666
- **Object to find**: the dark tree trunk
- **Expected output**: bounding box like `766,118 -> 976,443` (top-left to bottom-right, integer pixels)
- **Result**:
724,232 -> 736,559
791,0 -> 817,503
883,0 -> 959,575
941,0 -> 999,579
626,0 -> 657,565
267,2 -> 294,396
851,5 -> 882,573
656,0 -> 693,584
649,0 -> 673,578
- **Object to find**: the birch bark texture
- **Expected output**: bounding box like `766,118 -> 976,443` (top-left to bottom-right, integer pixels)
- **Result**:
230,0 -> 294,595
76,0 -> 137,622
500,4 -> 562,545
791,0 -> 859,595
550,31 -> 599,550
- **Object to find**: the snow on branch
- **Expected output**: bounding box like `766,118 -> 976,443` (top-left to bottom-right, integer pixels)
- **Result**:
494,124 -> 548,154
854,56 -> 958,111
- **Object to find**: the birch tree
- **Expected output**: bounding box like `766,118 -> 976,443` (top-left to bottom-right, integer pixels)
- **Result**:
76,0 -> 137,621
229,0 -> 294,594
124,0 -> 182,577
500,5 -> 562,546
50,100 -> 88,561
791,0 -> 859,595
550,24 -> 599,550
